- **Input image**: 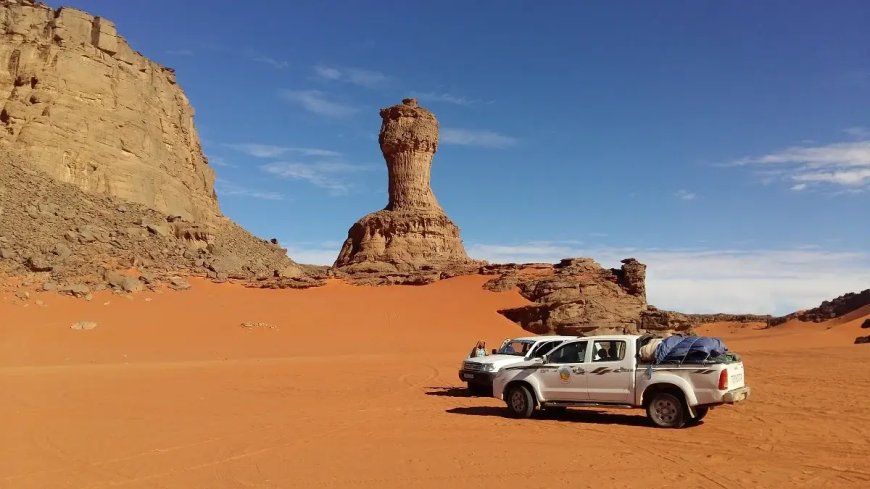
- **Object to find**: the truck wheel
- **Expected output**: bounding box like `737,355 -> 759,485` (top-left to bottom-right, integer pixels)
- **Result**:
647,392 -> 687,428
505,385 -> 535,418
688,406 -> 709,424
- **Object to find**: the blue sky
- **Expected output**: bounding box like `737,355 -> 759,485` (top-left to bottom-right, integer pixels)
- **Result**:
53,1 -> 869,314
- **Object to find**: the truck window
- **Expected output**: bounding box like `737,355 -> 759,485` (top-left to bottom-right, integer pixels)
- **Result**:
529,341 -> 560,358
547,341 -> 587,364
592,340 -> 626,362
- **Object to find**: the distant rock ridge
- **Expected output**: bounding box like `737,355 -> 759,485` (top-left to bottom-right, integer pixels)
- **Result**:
770,289 -> 869,326
334,98 -> 479,284
0,0 -> 217,222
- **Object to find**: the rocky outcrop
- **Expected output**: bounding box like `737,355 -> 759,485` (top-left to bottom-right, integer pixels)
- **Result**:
492,258 -> 659,335
770,289 -> 869,326
0,156 -> 317,292
0,0 -> 218,222
334,98 -> 478,284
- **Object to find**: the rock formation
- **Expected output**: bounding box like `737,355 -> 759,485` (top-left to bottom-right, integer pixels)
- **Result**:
0,1 -> 315,291
0,0 -> 217,222
334,98 -> 478,283
769,289 -> 869,326
486,258 -> 681,335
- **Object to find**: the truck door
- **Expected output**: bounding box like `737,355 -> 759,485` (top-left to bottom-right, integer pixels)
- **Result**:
586,340 -> 633,403
538,340 -> 589,401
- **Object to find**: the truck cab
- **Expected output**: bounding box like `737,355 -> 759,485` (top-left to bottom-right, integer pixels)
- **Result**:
458,335 -> 577,394
491,334 -> 750,427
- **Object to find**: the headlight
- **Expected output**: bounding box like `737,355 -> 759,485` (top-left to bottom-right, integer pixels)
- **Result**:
484,364 -> 497,372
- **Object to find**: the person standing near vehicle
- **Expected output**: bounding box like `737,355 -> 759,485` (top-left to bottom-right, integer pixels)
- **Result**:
468,340 -> 487,358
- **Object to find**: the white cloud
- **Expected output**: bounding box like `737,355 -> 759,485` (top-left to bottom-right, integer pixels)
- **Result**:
313,65 -> 387,88
215,179 -> 284,200
260,161 -> 373,195
734,140 -> 870,190
675,189 -> 697,201
467,242 -> 870,315
410,91 -> 485,106
440,128 -> 517,148
254,55 -> 288,69
790,183 -> 808,191
279,240 -> 344,265
844,126 -> 870,138
279,90 -> 359,118
207,155 -> 236,168
225,144 -> 342,159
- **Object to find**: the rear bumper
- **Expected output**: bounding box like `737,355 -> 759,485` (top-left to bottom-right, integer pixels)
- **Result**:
458,369 -> 495,386
722,386 -> 751,403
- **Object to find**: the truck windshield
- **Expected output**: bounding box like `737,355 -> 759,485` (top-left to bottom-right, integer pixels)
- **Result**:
497,340 -> 534,356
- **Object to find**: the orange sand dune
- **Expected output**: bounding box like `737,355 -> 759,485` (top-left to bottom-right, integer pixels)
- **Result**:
2,277 -> 869,488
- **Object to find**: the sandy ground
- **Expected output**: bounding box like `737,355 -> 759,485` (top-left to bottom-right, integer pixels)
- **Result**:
1,276 -> 869,489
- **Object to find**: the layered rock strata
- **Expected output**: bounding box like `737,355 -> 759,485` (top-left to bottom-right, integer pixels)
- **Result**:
0,0 -> 218,222
334,98 -> 478,283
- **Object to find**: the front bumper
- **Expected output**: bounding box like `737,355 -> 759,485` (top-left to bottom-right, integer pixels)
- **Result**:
458,369 -> 496,386
722,386 -> 751,403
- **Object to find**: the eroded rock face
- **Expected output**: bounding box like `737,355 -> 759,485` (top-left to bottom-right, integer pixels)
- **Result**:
493,258 -> 651,335
334,98 -> 477,281
0,0 -> 218,222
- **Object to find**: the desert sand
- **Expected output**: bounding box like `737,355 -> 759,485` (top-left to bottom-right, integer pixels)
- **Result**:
2,277 -> 869,489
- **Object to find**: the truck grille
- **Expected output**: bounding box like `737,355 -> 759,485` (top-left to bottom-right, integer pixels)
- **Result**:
463,361 -> 484,371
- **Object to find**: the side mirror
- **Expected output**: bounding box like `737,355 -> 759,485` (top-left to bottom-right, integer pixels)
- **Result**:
491,348 -> 497,354
538,355 -> 548,364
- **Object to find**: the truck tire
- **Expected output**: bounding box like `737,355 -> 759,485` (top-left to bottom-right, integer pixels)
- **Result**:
646,391 -> 687,428
688,406 -> 709,425
505,384 -> 535,418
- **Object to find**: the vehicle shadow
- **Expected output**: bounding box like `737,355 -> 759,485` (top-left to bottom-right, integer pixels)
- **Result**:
446,406 -> 658,427
424,386 -> 492,398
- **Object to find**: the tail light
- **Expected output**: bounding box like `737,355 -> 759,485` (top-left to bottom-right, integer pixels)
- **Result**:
718,369 -> 729,390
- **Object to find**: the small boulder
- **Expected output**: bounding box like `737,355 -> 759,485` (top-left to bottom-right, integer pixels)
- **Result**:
145,222 -> 170,237
15,290 -> 29,300
52,243 -> 72,261
42,282 -> 58,292
71,321 -> 97,331
62,284 -> 90,298
168,276 -> 191,290
25,255 -> 53,272
855,336 -> 870,344
0,248 -> 14,259
862,319 -> 870,329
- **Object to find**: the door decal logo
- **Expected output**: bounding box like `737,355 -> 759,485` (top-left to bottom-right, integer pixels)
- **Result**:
558,367 -> 571,383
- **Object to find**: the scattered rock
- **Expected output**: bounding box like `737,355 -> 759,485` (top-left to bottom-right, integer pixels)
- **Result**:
60,284 -> 90,298
41,282 -> 58,292
168,276 -> 191,290
70,321 -> 97,331
855,336 -> 870,345
35,299 -> 44,306
0,248 -> 14,259
241,321 -> 277,330
862,319 -> 870,329
25,255 -> 52,272
15,290 -> 29,300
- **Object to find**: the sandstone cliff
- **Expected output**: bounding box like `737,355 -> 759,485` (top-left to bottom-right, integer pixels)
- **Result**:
334,98 -> 479,284
0,0 -> 312,291
0,0 -> 217,222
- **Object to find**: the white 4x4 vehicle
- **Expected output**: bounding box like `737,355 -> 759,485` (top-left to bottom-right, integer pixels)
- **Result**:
492,334 -> 750,428
459,336 -> 577,394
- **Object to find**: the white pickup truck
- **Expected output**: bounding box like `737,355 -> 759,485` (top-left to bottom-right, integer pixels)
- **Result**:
459,335 -> 578,394
492,334 -> 750,428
